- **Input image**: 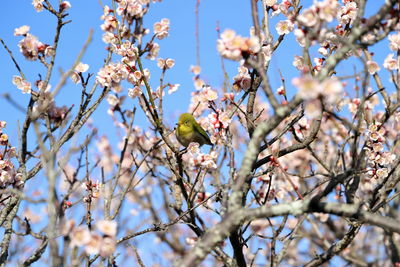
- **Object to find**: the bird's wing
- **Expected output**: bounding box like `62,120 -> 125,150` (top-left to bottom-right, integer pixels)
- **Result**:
194,121 -> 212,144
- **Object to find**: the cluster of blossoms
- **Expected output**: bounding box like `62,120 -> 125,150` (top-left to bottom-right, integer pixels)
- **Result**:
185,143 -> 217,169
207,111 -> 231,132
0,122 -> 22,189
114,40 -> 139,64
364,124 -> 395,181
297,0 -> 339,28
233,66 -> 252,92
188,86 -> 219,116
97,62 -> 129,91
65,220 -> 117,258
82,179 -> 102,203
217,29 -> 260,61
14,25 -> 54,61
116,0 -> 151,20
153,18 -> 170,40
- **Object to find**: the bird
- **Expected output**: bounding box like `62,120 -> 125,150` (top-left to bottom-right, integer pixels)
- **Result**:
175,113 -> 212,147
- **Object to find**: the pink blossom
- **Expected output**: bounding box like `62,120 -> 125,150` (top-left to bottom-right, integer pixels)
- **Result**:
96,220 -> 117,237
366,60 -> 380,75
202,86 -> 218,101
18,33 -> 44,61
14,25 -> 30,36
292,55 -> 306,71
337,1 -> 358,25
146,43 -> 160,60
32,0 -> 44,12
85,233 -> 102,255
190,65 -> 201,75
383,54 -> 398,70
298,7 -> 319,27
168,84 -> 180,94
316,0 -> 339,22
128,86 -> 142,98
388,33 -> 400,51
99,237 -> 117,258
60,1 -> 71,11
217,29 -> 260,61
100,15 -> 118,32
96,62 -> 129,90
12,76 -> 32,94
275,20 -> 294,35
70,226 -> 91,247
114,40 -> 138,63
154,18 -> 170,40
292,76 -> 321,100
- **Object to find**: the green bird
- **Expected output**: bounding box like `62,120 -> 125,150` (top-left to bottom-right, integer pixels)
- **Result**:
176,113 -> 212,147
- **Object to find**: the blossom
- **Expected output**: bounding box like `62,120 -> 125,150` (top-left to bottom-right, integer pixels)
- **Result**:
32,0 -> 44,12
85,233 -> 102,255
44,46 -> 55,57
70,63 -> 89,84
208,111 -> 231,130
383,54 -> 398,70
96,220 -> 117,237
96,62 -> 129,90
154,18 -> 170,40
100,237 -> 117,258
366,60 -> 380,75
157,58 -> 175,69
316,0 -> 339,22
321,77 -> 343,103
297,7 -> 318,27
12,76 -> 31,94
337,1 -> 358,25
275,20 -> 294,35
102,32 -> 118,44
60,1 -> 71,11
202,86 -> 218,101
146,43 -> 160,60
217,29 -> 260,61
70,226 -> 91,247
128,86 -> 142,98
294,29 -> 306,47
14,25 -> 30,36
265,0 -> 277,6
293,55 -> 306,71
168,84 -> 180,94
100,15 -> 118,32
75,62 -> 89,73
293,76 -> 342,104
190,65 -> 201,75
106,94 -> 120,107
388,33 -> 400,51
292,76 -> 321,100
18,34 -> 44,61
114,40 -> 138,63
